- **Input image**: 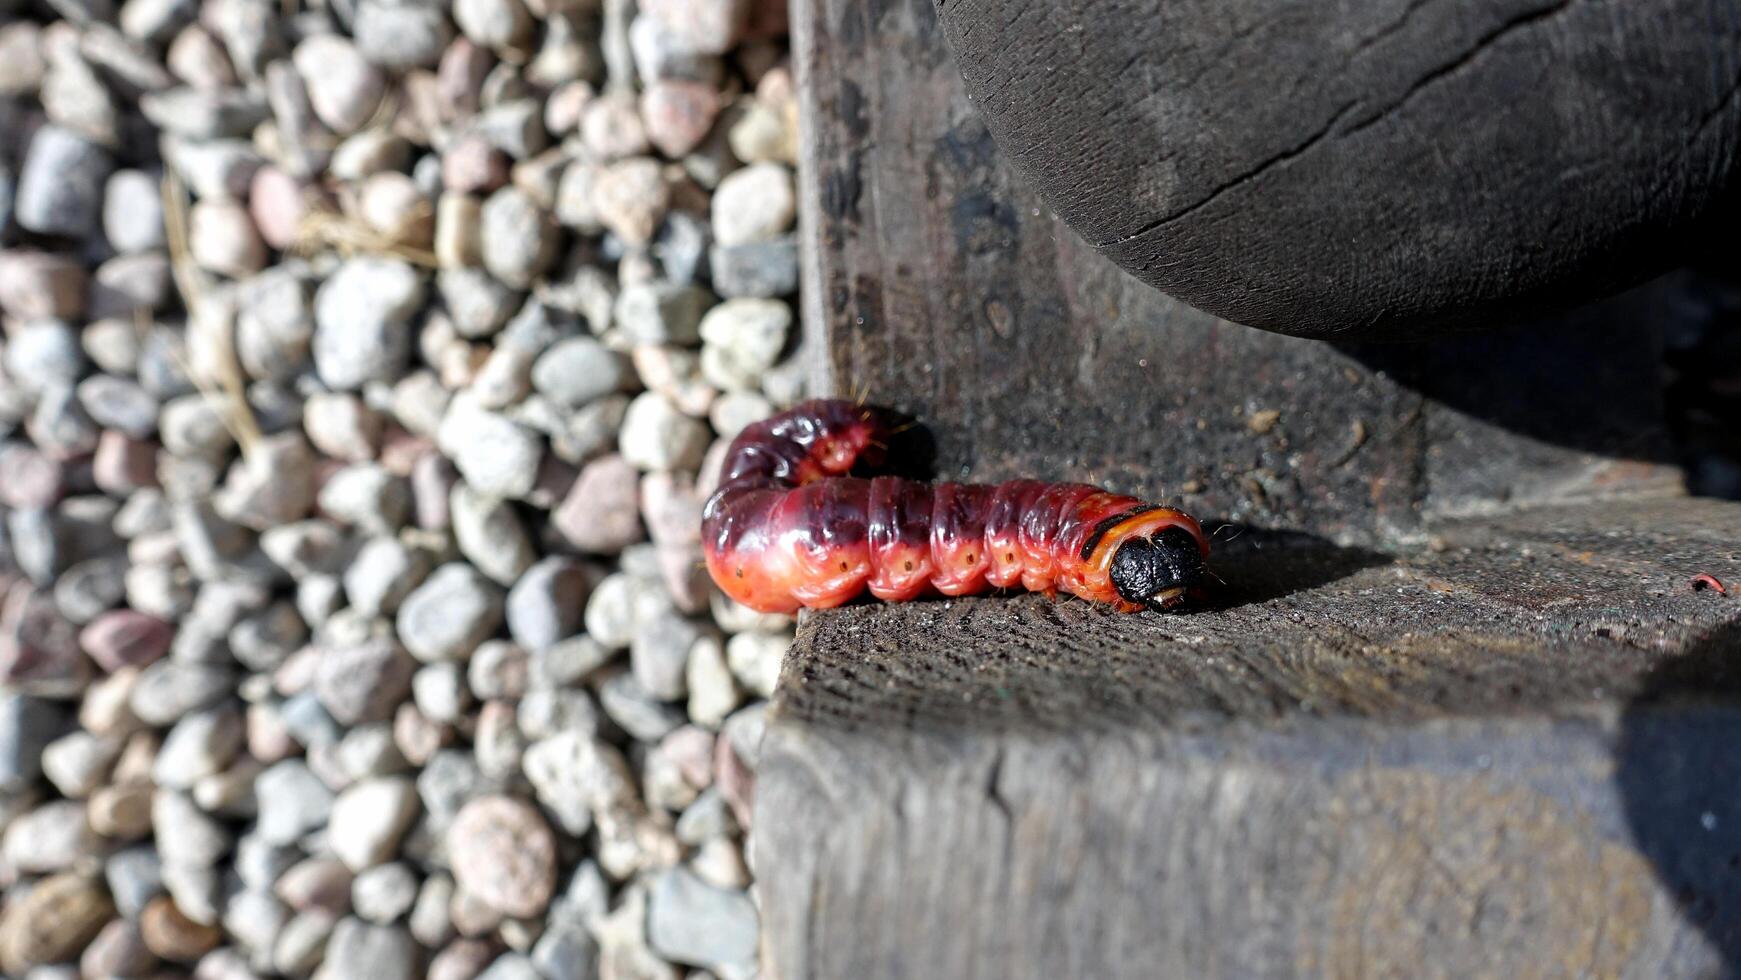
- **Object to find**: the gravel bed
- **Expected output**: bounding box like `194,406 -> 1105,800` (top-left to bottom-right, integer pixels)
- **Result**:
0,0 -> 799,973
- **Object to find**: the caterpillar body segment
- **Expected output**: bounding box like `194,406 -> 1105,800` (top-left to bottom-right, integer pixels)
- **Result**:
702,400 -> 1210,614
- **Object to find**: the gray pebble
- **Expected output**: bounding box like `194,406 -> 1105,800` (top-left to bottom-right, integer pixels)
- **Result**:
396,563 -> 505,662
516,687 -> 598,741
409,872 -> 456,947
28,384 -> 99,457
76,375 -> 158,438
437,394 -> 544,500
466,639 -> 528,701
598,671 -> 684,741
709,236 -> 799,299
0,694 -> 70,792
322,918 -> 420,980
52,555 -> 127,623
581,572 -> 637,650
297,574 -> 345,629
477,952 -> 542,980
163,137 -> 264,200
334,722 -> 409,782
140,86 -> 269,139
479,188 -> 557,289
353,861 -> 421,923
120,0 -> 196,42
530,635 -> 613,688
229,600 -> 308,671
519,732 -> 603,835
89,252 -> 175,318
353,0 -> 452,68
613,281 -> 711,346
698,297 -> 791,391
438,267 -> 523,339
153,704 -> 245,790
103,169 -> 168,253
473,100 -> 548,160
554,160 -> 604,233
105,845 -> 165,919
303,391 -> 382,461
415,749 -> 494,831
255,758 -> 336,845
686,634 -> 740,729
618,392 -> 709,471
292,35 -> 384,135
628,14 -> 722,86
278,690 -> 343,748
411,662 -> 471,724
137,326 -> 195,399
318,463 -> 412,534
222,888 -> 291,960
330,776 -> 420,871
237,269 -> 314,381
505,556 -> 593,652
645,868 -> 758,973
530,336 -> 631,409
129,660 -> 235,726
499,298 -> 581,355
392,371 -> 451,438
675,787 -> 738,846
2,800 -> 99,873
273,911 -> 338,976
6,321 -> 86,396
153,788 -> 233,866
711,162 -> 795,247
450,482 -> 536,585
707,390 -> 770,442
330,128 -> 412,181
259,519 -> 351,577
470,344 -> 534,410
453,0 -> 532,51
654,210 -> 709,286
532,921 -> 598,980
82,318 -> 141,376
124,562 -> 195,620
317,633 -> 416,724
159,393 -> 235,459
15,125 -> 114,238
313,257 -> 424,390
345,537 -> 434,618
631,614 -> 706,702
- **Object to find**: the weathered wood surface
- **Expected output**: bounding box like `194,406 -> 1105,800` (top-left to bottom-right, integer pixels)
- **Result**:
775,0 -> 1741,975
794,0 -> 1683,546
757,497 -> 1741,978
935,0 -> 1741,339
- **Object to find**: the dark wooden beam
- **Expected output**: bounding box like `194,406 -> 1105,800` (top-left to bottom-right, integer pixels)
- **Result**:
757,497 -> 1741,977
770,0 -> 1741,974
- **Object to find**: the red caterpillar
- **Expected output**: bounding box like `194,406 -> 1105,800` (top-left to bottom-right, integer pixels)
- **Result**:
702,399 -> 1210,614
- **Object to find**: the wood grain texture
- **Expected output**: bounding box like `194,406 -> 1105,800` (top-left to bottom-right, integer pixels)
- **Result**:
792,0 -> 1683,545
936,0 -> 1741,338
757,497 -> 1741,978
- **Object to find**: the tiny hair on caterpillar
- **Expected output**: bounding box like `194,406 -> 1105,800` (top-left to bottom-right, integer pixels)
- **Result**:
701,399 -> 1210,614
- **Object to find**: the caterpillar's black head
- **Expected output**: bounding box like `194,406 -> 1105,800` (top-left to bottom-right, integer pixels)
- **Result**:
1109,527 -> 1205,611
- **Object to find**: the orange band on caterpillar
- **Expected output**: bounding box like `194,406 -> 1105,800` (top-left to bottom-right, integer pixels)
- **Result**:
701,400 -> 1211,614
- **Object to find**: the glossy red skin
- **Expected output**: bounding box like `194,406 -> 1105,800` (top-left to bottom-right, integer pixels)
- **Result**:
701,400 -> 1209,614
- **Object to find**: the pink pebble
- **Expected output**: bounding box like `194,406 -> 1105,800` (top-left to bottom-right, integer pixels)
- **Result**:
249,166 -> 306,251
79,609 -> 174,673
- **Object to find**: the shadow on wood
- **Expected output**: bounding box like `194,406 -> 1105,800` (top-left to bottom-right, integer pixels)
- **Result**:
1617,619 -> 1741,969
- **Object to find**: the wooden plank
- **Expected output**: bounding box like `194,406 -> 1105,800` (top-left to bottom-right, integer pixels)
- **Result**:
756,497 -> 1741,978
791,0 -> 1682,545
775,0 -> 1740,975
